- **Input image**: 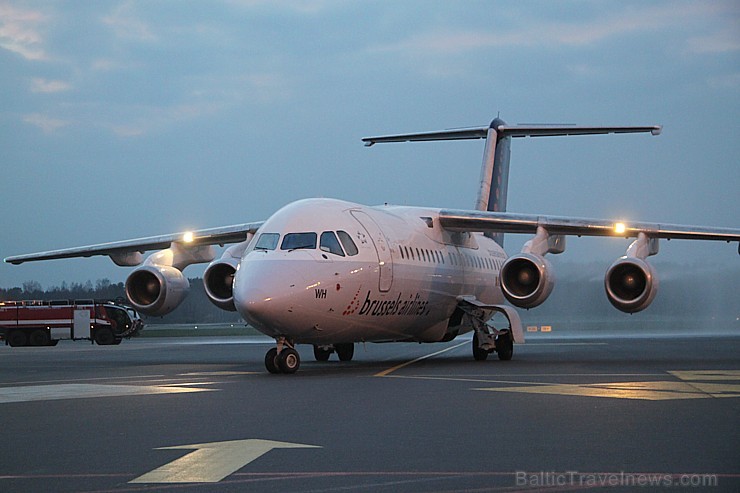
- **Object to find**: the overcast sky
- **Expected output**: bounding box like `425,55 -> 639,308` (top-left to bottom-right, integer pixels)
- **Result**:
1,0 -> 738,289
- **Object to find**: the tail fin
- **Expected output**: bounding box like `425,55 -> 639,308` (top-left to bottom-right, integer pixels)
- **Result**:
363,120 -> 661,247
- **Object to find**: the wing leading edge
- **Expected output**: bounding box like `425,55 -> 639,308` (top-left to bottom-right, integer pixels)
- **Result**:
438,210 -> 740,245
4,221 -> 264,265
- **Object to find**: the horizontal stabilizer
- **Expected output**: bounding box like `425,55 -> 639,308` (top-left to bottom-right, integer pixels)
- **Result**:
363,124 -> 661,146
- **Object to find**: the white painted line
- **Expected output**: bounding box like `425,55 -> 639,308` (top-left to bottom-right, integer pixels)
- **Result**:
0,383 -> 214,404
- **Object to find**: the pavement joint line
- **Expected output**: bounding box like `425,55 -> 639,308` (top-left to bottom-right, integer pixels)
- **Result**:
374,340 -> 469,377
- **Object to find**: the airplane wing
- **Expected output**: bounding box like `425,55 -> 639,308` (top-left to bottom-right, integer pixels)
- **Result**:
4,221 -> 264,265
438,210 -> 740,246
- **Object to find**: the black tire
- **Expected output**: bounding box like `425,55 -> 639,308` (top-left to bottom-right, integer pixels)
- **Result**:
277,348 -> 300,374
94,328 -> 115,345
313,345 -> 331,361
472,332 -> 489,361
335,343 -> 354,362
265,348 -> 280,374
7,330 -> 28,347
29,329 -> 50,347
496,331 -> 514,361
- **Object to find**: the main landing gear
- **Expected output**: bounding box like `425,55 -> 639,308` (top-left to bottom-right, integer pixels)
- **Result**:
313,343 -> 354,362
469,308 -> 514,362
265,337 -> 301,374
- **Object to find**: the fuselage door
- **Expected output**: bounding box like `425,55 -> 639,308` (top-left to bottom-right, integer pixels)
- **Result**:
350,210 -> 393,292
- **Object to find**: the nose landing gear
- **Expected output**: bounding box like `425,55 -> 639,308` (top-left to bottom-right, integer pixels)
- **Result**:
265,337 -> 301,374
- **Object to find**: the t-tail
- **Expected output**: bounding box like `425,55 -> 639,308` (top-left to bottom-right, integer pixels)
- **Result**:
363,119 -> 661,247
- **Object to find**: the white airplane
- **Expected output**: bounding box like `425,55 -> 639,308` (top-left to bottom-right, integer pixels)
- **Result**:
6,118 -> 740,373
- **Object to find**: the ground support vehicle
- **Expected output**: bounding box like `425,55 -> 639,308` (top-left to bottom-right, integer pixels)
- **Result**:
0,300 -> 143,347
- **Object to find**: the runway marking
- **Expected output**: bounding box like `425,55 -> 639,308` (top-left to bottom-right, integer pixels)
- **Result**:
476,370 -> 740,400
669,370 -> 740,381
0,383 -> 215,404
179,371 -> 260,376
374,340 -> 469,377
130,439 -> 320,483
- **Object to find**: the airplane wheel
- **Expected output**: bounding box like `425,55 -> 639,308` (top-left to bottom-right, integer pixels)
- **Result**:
335,343 -> 354,361
277,348 -> 300,374
29,329 -> 50,347
496,332 -> 513,361
7,330 -> 28,347
265,348 -> 280,374
472,333 -> 489,361
313,345 -> 331,361
94,328 -> 115,345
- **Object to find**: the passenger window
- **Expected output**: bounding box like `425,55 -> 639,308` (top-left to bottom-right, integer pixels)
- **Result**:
320,231 -> 345,256
281,232 -> 317,250
337,231 -> 358,256
255,233 -> 280,250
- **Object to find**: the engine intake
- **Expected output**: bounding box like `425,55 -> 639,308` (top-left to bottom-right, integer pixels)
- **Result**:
500,253 -> 555,308
204,259 -> 237,311
604,257 -> 658,313
125,265 -> 189,316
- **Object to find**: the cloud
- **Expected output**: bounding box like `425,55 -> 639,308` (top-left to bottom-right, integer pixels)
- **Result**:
707,73 -> 740,89
23,113 -> 70,133
0,3 -> 47,60
369,3 -> 737,56
30,78 -> 71,93
101,1 -> 157,42
687,25 -> 740,54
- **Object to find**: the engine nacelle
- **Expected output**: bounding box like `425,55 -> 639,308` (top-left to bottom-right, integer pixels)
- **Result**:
125,265 -> 189,316
604,257 -> 658,313
204,258 -> 238,311
500,253 -> 555,309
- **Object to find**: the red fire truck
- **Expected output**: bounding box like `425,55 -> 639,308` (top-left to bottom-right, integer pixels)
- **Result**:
0,300 -> 143,347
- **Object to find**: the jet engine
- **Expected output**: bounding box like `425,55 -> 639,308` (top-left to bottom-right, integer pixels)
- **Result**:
604,256 -> 658,313
204,259 -> 237,311
500,253 -> 555,308
124,242 -> 217,316
500,226 -> 563,309
604,232 -> 660,313
126,264 -> 189,316
204,238 -> 253,311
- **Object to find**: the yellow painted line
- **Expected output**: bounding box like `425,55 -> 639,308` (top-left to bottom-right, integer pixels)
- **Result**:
130,439 -> 320,483
476,380 -> 740,401
375,340 -> 469,377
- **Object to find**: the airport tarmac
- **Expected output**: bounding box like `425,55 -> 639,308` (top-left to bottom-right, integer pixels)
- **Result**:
0,332 -> 738,492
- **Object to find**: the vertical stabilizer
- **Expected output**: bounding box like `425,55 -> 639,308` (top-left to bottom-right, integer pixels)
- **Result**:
476,118 -> 510,246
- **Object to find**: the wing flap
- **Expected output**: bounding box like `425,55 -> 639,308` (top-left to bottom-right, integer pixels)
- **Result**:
4,221 -> 264,265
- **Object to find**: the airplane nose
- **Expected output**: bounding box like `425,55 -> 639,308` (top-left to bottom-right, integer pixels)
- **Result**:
237,285 -> 269,322
232,258 -> 306,335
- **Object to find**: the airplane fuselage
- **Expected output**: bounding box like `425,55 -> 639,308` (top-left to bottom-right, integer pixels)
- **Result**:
233,198 -> 507,344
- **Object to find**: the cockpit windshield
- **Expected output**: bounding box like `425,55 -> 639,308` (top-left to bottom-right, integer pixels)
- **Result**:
320,231 -> 344,256
255,233 -> 280,250
281,232 -> 317,250
254,230 -> 358,256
